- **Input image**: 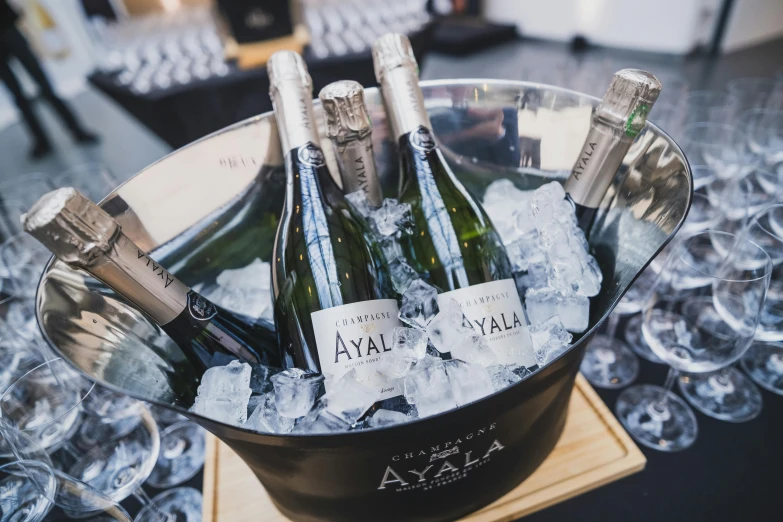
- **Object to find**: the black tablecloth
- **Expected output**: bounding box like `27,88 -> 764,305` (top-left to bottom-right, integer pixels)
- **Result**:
89,26 -> 434,150
524,358 -> 783,522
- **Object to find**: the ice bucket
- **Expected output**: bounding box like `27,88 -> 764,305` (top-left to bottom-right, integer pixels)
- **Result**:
36,80 -> 691,522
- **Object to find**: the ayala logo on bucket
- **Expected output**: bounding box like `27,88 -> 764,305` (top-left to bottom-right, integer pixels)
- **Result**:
377,422 -> 505,492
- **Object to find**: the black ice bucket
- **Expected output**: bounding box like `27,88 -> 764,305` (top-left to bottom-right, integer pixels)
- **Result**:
36,80 -> 692,522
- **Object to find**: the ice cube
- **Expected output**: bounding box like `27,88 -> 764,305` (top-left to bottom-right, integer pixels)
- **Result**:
451,333 -> 498,367
190,360 -> 253,426
369,198 -> 414,236
398,279 -> 439,329
245,393 -> 295,434
391,327 -> 428,360
389,259 -> 419,294
249,364 -> 279,395
367,409 -> 408,428
529,316 -> 573,366
270,368 -> 324,419
376,348 -> 415,379
487,364 -> 523,391
216,259 -> 271,290
294,403 -> 351,434
525,288 -> 589,333
554,198 -> 578,227
378,235 -> 403,261
202,285 -> 272,319
195,360 -> 252,398
346,190 -> 372,218
483,179 -> 525,205
425,299 -> 473,354
323,369 -> 378,425
403,357 -> 458,418
444,360 -> 494,405
513,203 -> 537,237
530,182 -> 565,224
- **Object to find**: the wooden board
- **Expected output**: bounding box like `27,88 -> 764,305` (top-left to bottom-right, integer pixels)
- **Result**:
202,375 -> 645,522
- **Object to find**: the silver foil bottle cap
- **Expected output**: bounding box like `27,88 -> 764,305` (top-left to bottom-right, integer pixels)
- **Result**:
267,51 -> 312,95
372,33 -> 418,83
319,80 -> 372,143
596,69 -> 662,137
23,187 -> 118,268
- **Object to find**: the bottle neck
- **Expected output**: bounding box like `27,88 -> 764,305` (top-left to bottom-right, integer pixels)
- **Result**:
271,84 -> 321,152
380,66 -> 431,140
331,135 -> 383,207
563,121 -> 635,210
88,231 -> 191,325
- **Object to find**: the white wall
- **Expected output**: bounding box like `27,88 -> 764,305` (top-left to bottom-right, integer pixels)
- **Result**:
721,0 -> 783,52
484,0 -> 721,55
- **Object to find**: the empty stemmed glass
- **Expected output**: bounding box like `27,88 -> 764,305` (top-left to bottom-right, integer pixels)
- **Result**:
580,266 -> 658,389
681,123 -> 757,181
727,77 -> 777,111
0,359 -> 94,455
0,460 -> 56,521
145,421 -> 205,489
64,401 -> 202,522
739,108 -> 783,166
683,90 -> 739,125
616,230 -> 771,451
56,163 -> 120,203
0,422 -> 132,521
740,204 -> 783,394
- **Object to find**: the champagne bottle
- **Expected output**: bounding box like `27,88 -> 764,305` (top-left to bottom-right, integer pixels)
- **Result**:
372,34 -> 534,368
268,51 -> 402,400
564,69 -> 662,234
319,80 -> 383,207
23,188 -> 281,376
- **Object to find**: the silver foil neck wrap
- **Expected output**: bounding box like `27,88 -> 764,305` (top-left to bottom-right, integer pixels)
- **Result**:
595,69 -> 662,138
372,33 -> 418,83
319,80 -> 372,143
267,51 -> 320,151
23,188 -> 118,268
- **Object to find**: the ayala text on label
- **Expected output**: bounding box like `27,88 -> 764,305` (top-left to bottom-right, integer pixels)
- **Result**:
440,279 -> 535,367
311,299 -> 403,400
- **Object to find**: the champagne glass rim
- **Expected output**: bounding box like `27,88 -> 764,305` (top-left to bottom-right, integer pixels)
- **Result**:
676,230 -> 772,283
0,358 -> 95,435
749,203 -> 783,242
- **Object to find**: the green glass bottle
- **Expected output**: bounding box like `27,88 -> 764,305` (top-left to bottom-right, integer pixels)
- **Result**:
372,34 -> 535,368
23,188 -> 281,385
268,52 -> 403,401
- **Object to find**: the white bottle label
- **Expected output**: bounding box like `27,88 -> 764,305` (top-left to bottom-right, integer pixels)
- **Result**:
440,279 -> 535,367
311,299 -> 403,400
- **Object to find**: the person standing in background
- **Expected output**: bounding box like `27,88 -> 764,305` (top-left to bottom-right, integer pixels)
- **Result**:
0,0 -> 98,159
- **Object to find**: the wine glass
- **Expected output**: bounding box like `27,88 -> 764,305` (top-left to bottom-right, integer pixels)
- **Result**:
0,460 -> 56,521
738,108 -> 783,166
145,421 -> 205,489
134,487 -> 203,522
683,90 -> 739,125
624,313 -> 663,364
580,267 -> 658,389
727,77 -> 777,111
615,230 -> 771,451
0,359 -> 94,455
740,204 -> 783,394
0,174 -> 55,209
55,163 -> 120,204
690,165 -> 717,191
0,422 -> 132,521
681,123 -> 757,181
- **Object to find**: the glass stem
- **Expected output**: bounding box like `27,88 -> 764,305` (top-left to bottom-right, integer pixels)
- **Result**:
134,487 -> 153,507
716,367 -> 732,386
605,313 -> 620,338
654,367 -> 679,412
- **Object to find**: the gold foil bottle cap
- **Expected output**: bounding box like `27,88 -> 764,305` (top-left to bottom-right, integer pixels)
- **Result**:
372,33 -> 418,83
319,80 -> 372,143
23,187 -> 118,268
596,69 -> 662,137
267,51 -> 312,96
